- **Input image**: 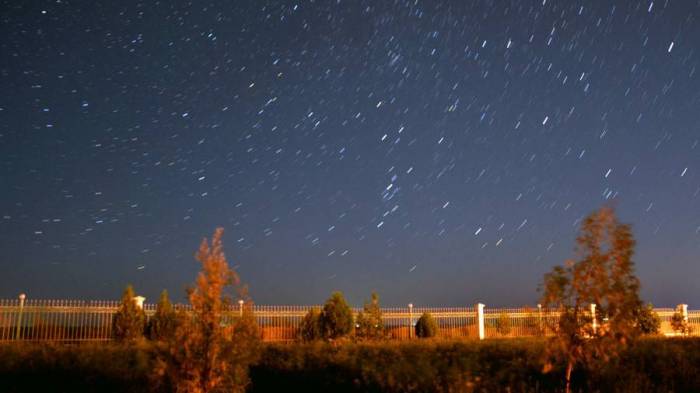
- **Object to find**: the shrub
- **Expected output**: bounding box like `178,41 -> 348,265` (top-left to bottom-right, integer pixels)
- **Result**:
635,303 -> 661,335
355,292 -> 385,341
415,312 -> 438,338
320,292 -> 354,340
112,285 -> 146,342
496,312 -> 512,336
671,311 -> 692,336
148,290 -> 177,341
298,307 -> 322,342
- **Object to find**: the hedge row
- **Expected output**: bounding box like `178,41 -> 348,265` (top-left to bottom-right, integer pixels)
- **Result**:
2,338 -> 700,392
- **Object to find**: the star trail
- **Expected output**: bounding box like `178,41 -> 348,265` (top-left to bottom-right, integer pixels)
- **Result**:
1,1 -> 699,306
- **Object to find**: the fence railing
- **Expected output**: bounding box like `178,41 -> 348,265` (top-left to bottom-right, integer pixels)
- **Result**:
0,297 -> 697,343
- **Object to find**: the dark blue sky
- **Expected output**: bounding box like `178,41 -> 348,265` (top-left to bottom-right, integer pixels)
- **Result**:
1,0 -> 698,307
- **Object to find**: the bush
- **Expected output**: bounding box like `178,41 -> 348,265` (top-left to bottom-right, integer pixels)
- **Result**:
249,338 -> 700,393
355,292 -> 384,341
671,311 -> 692,336
320,292 -> 354,340
415,312 -> 438,338
113,285 -> 146,342
635,303 -> 661,335
298,307 -> 322,342
148,290 -> 177,341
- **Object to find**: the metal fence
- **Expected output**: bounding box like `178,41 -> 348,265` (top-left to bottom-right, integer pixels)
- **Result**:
1,298 -> 697,343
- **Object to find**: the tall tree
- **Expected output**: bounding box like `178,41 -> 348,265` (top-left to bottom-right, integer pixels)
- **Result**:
540,206 -> 642,393
164,228 -> 257,393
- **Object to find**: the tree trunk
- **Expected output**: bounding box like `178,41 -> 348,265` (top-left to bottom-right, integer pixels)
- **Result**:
565,360 -> 574,393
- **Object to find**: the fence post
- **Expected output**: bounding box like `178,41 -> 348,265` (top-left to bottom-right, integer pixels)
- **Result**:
680,304 -> 688,323
477,303 -> 485,340
590,303 -> 597,335
15,293 -> 26,340
239,300 -> 244,317
537,304 -> 543,335
132,296 -> 145,309
408,303 -> 413,339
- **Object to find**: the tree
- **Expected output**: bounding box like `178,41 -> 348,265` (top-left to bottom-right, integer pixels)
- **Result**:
113,284 -> 146,342
540,207 -> 643,393
355,292 -> 385,341
634,303 -> 661,335
671,310 -> 692,336
163,228 -> 258,393
298,307 -> 322,342
148,290 -> 178,341
415,312 -> 439,338
319,291 -> 353,340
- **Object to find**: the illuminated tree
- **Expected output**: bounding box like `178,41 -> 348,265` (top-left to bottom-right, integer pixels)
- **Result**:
415,312 -> 438,338
319,291 -> 353,340
148,290 -> 177,341
355,292 -> 385,340
634,303 -> 661,335
163,228 -> 259,393
540,207 -> 642,393
113,284 -> 145,342
671,310 -> 692,336
298,307 -> 322,342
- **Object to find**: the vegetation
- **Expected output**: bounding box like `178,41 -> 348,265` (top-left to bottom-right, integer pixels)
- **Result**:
157,227 -> 259,393
250,338 -> 700,393
355,292 -> 385,341
319,291 -> 354,340
671,310 -> 692,336
112,284 -> 146,342
298,307 -> 322,342
415,312 -> 438,338
540,207 -> 643,393
3,337 -> 700,392
635,303 -> 661,335
148,290 -> 178,341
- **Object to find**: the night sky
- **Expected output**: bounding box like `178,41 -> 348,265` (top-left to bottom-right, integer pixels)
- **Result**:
1,1 -> 699,307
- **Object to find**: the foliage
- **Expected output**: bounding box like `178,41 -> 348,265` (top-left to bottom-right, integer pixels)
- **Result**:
355,292 -> 385,341
540,206 -> 643,393
415,312 -> 439,338
298,307 -> 322,342
250,338 -> 700,393
496,312 -> 512,336
159,227 -> 258,393
113,285 -> 146,342
4,339 -> 700,393
0,343 -> 156,393
671,311 -> 692,336
634,303 -> 661,335
148,290 -> 178,341
319,291 -> 354,340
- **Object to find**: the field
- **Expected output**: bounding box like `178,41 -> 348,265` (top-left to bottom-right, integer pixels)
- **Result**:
1,338 -> 700,392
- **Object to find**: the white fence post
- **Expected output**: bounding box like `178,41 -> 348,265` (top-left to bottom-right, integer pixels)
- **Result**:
15,293 -> 26,340
408,303 -> 413,339
477,303 -> 485,340
239,300 -> 244,317
590,303 -> 597,335
132,296 -> 145,309
680,304 -> 688,323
